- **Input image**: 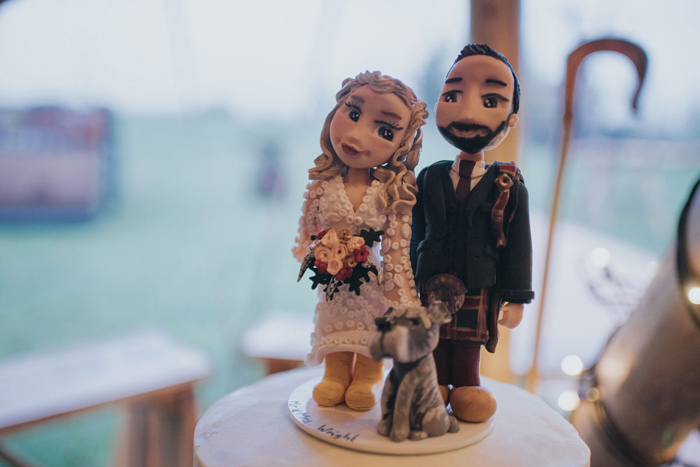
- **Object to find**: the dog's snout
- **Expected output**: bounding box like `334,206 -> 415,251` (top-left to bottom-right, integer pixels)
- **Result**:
375,317 -> 391,332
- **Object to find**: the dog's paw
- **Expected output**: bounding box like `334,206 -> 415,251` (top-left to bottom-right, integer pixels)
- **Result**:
377,419 -> 392,437
409,430 -> 428,441
389,426 -> 409,442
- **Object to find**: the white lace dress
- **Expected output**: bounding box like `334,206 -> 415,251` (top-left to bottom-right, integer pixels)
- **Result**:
294,175 -> 419,366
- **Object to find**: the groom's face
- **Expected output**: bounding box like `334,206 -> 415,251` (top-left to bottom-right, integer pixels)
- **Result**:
435,54 -> 518,154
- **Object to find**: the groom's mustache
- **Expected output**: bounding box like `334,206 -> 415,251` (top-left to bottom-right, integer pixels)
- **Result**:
438,119 -> 508,154
445,121 -> 493,133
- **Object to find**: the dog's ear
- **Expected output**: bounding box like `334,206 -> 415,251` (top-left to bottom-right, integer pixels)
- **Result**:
428,301 -> 452,325
382,307 -> 394,319
375,316 -> 392,332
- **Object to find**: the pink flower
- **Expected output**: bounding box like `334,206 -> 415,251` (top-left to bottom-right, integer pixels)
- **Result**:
335,267 -> 353,281
354,244 -> 370,263
314,260 -> 328,274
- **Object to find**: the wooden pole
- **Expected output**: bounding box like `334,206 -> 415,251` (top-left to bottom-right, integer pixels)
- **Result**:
470,0 -> 520,166
469,0 -> 521,384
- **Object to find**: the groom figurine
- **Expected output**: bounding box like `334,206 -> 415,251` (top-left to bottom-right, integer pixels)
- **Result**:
410,44 -> 534,423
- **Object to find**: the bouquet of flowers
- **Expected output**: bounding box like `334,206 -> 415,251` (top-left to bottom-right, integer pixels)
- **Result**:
298,227 -> 383,301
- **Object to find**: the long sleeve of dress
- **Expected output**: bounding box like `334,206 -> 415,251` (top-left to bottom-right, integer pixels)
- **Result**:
292,180 -> 322,262
380,210 -> 421,309
409,167 -> 427,275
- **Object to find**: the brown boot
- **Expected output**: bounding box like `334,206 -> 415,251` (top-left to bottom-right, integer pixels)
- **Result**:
313,352 -> 354,407
450,385 -> 497,422
439,385 -> 450,406
345,354 -> 383,411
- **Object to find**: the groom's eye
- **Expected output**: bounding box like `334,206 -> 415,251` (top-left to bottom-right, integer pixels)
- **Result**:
483,97 -> 498,108
442,91 -> 461,103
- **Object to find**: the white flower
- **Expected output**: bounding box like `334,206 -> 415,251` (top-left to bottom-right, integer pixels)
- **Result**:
321,229 -> 340,248
331,244 -> 348,259
327,258 -> 343,275
315,246 -> 331,262
347,236 -> 365,251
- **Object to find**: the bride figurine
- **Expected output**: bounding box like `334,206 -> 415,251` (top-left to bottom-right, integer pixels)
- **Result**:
293,71 -> 428,411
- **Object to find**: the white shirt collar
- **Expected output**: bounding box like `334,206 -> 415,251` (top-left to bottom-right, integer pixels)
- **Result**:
449,157 -> 487,189
452,156 -> 485,172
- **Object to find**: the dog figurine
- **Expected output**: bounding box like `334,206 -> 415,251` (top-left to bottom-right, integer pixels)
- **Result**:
369,302 -> 460,442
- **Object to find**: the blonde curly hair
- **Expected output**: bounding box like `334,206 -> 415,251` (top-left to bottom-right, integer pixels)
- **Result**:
308,71 -> 428,215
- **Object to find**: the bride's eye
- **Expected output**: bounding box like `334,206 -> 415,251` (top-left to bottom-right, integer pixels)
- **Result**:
378,126 -> 394,141
345,102 -> 361,122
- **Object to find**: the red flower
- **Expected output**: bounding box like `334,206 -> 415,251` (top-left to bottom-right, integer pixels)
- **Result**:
335,267 -> 353,281
354,245 -> 370,263
314,259 -> 328,274
315,229 -> 329,240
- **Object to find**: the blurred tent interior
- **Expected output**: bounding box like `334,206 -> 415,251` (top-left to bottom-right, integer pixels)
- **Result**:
0,0 -> 699,466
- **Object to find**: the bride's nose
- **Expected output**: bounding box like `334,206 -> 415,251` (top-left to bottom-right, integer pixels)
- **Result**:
345,128 -> 361,145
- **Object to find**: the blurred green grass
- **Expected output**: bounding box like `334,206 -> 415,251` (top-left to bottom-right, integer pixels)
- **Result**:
0,112 -> 697,466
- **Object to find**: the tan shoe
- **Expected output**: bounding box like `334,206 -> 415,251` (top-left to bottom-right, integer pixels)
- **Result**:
450,385 -> 497,422
313,352 -> 354,407
345,354 -> 383,411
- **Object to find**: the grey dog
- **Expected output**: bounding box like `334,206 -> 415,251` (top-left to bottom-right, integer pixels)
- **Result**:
369,302 -> 460,442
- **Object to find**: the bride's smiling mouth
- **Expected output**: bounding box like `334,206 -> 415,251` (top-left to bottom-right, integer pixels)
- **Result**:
341,143 -> 360,156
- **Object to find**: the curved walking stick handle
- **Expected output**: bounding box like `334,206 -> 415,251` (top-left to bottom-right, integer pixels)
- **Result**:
564,39 -> 648,124
527,38 -> 648,393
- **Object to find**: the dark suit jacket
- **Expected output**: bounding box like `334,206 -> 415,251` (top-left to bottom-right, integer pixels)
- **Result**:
410,160 -> 534,304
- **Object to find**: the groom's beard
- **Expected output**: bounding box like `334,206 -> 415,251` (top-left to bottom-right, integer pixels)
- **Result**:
438,119 -> 508,154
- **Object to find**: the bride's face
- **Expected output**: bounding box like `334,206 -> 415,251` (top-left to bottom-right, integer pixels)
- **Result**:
330,86 -> 411,170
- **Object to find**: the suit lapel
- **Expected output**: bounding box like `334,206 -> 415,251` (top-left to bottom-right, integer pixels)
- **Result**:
427,162 -> 450,224
441,163 -> 458,212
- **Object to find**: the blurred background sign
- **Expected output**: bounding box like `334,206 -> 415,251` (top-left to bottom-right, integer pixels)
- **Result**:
0,107 -> 113,221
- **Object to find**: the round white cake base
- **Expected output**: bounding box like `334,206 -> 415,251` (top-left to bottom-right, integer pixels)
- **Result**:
288,376 -> 494,455
195,366 -> 590,467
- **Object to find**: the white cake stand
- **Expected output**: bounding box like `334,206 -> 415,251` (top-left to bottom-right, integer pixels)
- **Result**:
288,375 -> 494,455
195,367 -> 591,467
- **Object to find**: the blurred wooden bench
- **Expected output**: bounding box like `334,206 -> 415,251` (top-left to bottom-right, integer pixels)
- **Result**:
240,312 -> 313,375
0,331 -> 211,467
